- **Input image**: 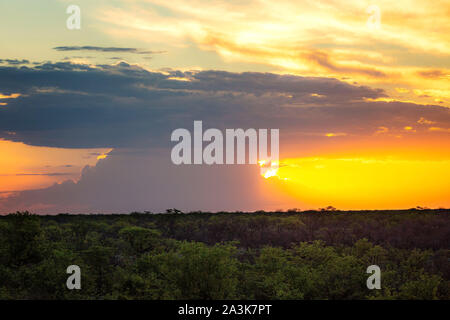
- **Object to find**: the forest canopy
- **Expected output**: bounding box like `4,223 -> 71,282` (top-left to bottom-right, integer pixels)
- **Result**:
0,209 -> 448,300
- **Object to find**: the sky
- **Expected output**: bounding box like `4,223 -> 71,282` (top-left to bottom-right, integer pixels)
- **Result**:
0,0 -> 449,213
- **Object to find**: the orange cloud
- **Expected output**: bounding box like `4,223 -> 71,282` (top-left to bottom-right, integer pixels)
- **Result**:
98,0 -> 450,107
0,93 -> 21,99
417,69 -> 449,79
325,133 -> 347,137
417,117 -> 436,125
429,127 -> 450,133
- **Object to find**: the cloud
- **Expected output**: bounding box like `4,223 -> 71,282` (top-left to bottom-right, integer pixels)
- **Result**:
99,1 -> 449,75
0,61 -> 449,213
302,50 -> 386,78
417,69 -> 449,79
324,132 -> 347,137
0,93 -> 21,99
0,173 -> 72,177
374,126 -> 389,135
417,117 -> 436,125
0,149 -> 275,214
429,127 -> 450,133
0,61 -> 448,150
0,59 -> 30,65
53,46 -> 166,55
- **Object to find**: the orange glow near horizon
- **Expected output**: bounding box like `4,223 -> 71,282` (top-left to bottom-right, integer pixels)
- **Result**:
263,155 -> 450,210
0,139 -> 111,192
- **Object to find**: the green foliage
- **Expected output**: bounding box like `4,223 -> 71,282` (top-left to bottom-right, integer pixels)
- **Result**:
2,212 -> 43,266
135,241 -> 239,299
0,210 -> 448,299
119,226 -> 161,254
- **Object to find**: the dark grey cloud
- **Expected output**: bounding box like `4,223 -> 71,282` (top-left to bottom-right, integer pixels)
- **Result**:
0,61 -> 449,149
0,59 -> 30,65
62,56 -> 95,60
53,46 -> 166,55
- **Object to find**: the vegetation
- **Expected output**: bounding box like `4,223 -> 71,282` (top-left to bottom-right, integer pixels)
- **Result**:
0,209 -> 448,300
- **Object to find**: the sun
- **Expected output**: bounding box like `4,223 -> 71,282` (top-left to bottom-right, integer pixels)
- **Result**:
259,159 -> 280,179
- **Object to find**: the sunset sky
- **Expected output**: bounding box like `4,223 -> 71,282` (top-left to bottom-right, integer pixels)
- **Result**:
0,0 -> 449,213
